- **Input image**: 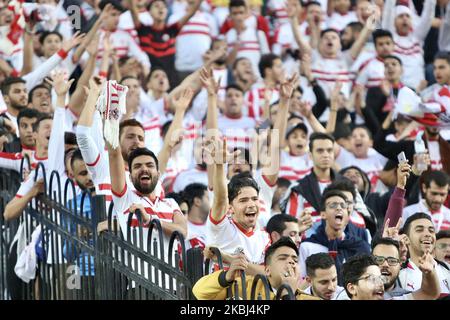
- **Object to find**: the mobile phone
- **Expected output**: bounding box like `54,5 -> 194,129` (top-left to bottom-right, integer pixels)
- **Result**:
397,151 -> 407,164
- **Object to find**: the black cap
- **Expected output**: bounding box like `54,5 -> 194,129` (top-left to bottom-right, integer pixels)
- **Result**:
285,122 -> 308,139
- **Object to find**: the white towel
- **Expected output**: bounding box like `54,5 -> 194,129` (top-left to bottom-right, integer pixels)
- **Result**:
14,225 -> 41,283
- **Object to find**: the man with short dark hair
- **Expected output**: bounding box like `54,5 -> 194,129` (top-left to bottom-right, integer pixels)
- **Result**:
304,252 -> 346,300
299,189 -> 371,284
342,253 -> 440,300
399,213 -> 450,295
3,108 -> 39,153
1,77 -> 27,126
435,230 -> 450,268
281,132 -> 339,221
193,237 -> 319,300
402,170 -> 450,233
266,214 -> 301,248
183,183 -> 210,249
28,84 -> 52,114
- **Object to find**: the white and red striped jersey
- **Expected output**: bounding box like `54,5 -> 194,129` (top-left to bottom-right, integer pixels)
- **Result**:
399,259 -> 450,295
284,179 -> 332,224
402,200 -> 450,232
253,171 -> 277,228
118,9 -> 153,43
267,0 -> 288,28
355,56 -> 385,88
81,28 -> 151,72
140,115 -> 163,156
186,220 -> 207,250
168,10 -> 218,71
393,35 -> 424,89
245,84 -> 279,122
172,167 -> 208,193
0,151 -> 47,174
217,114 -> 256,150
311,49 -> 354,99
336,147 -> 388,191
225,19 -> 270,78
112,183 -> 183,257
326,11 -> 358,32
279,150 -> 313,182
206,211 -> 271,265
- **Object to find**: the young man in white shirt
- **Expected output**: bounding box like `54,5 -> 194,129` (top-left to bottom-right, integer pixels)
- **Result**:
399,213 -> 450,295
421,52 -> 450,103
342,253 -> 441,300
205,136 -> 270,274
304,252 -> 347,300
184,183 -> 210,250
402,171 -> 450,233
326,0 -> 358,33
382,0 -> 436,90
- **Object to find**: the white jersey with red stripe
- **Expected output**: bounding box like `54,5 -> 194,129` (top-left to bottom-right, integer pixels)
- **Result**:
355,56 -> 385,88
168,10 -> 218,71
398,259 -> 450,295
336,147 -> 388,192
0,39 -> 23,72
225,19 -> 270,78
402,200 -> 450,232
217,114 -> 256,150
253,170 -> 277,228
326,11 -> 358,32
206,212 -> 271,265
279,150 -> 313,182
118,10 -> 153,43
245,84 -> 279,122
140,115 -> 163,156
81,28 -> 151,72
112,183 -> 182,258
311,49 -> 354,99
284,179 -> 332,224
186,220 -> 207,250
427,140 -> 443,171
0,151 -> 47,174
267,0 -> 288,28
393,34 -> 425,89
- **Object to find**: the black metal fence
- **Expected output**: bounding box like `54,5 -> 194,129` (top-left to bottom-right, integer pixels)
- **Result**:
0,161 -> 293,300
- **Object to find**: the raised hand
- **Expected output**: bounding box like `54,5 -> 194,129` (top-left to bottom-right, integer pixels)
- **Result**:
172,88 -> 194,113
86,34 -> 100,57
280,72 -> 300,101
382,217 -> 403,240
204,136 -> 229,165
417,250 -> 435,274
200,67 -> 220,95
99,3 -> 115,20
46,70 -> 74,97
365,12 -> 378,32
62,31 -> 86,52
396,161 -> 411,189
298,101 -> 312,118
298,208 -> 314,233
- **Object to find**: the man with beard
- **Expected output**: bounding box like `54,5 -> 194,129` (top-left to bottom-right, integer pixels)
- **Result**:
402,171 -> 450,233
304,252 -> 347,300
108,140 -> 187,252
342,253 -> 440,300
1,77 -> 28,127
399,213 -> 450,295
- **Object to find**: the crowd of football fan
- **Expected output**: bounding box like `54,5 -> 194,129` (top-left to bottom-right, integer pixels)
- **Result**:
0,0 -> 449,300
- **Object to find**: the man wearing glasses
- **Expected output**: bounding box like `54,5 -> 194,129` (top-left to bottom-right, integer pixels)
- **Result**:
435,230 -> 450,269
299,189 -> 371,284
372,237 -> 412,299
342,254 -> 440,300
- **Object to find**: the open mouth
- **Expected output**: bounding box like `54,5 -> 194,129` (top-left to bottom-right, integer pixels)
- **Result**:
445,255 -> 450,261
380,270 -> 391,278
335,213 -> 343,222
139,174 -> 151,184
245,211 -> 257,218
374,290 -> 384,299
295,144 -> 304,150
421,239 -> 433,245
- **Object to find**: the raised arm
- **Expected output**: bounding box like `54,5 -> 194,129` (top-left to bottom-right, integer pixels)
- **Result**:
412,251 -> 441,300
127,0 -> 142,29
381,0 -> 396,34
177,0 -> 203,29
20,20 -> 36,76
349,13 -> 377,60
414,0 -> 436,42
326,81 -> 342,133
209,137 -> 229,223
45,71 -> 74,177
263,73 -> 299,185
201,68 -> 221,190
157,88 -> 194,174
288,1 -> 312,57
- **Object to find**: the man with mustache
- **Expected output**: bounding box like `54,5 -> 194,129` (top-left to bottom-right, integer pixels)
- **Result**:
342,253 -> 440,300
402,170 -> 450,233
399,213 -> 450,295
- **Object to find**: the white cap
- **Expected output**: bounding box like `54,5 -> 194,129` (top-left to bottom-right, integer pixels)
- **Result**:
395,5 -> 412,17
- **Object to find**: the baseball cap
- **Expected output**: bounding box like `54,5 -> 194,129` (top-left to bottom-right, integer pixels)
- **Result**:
285,122 -> 308,139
